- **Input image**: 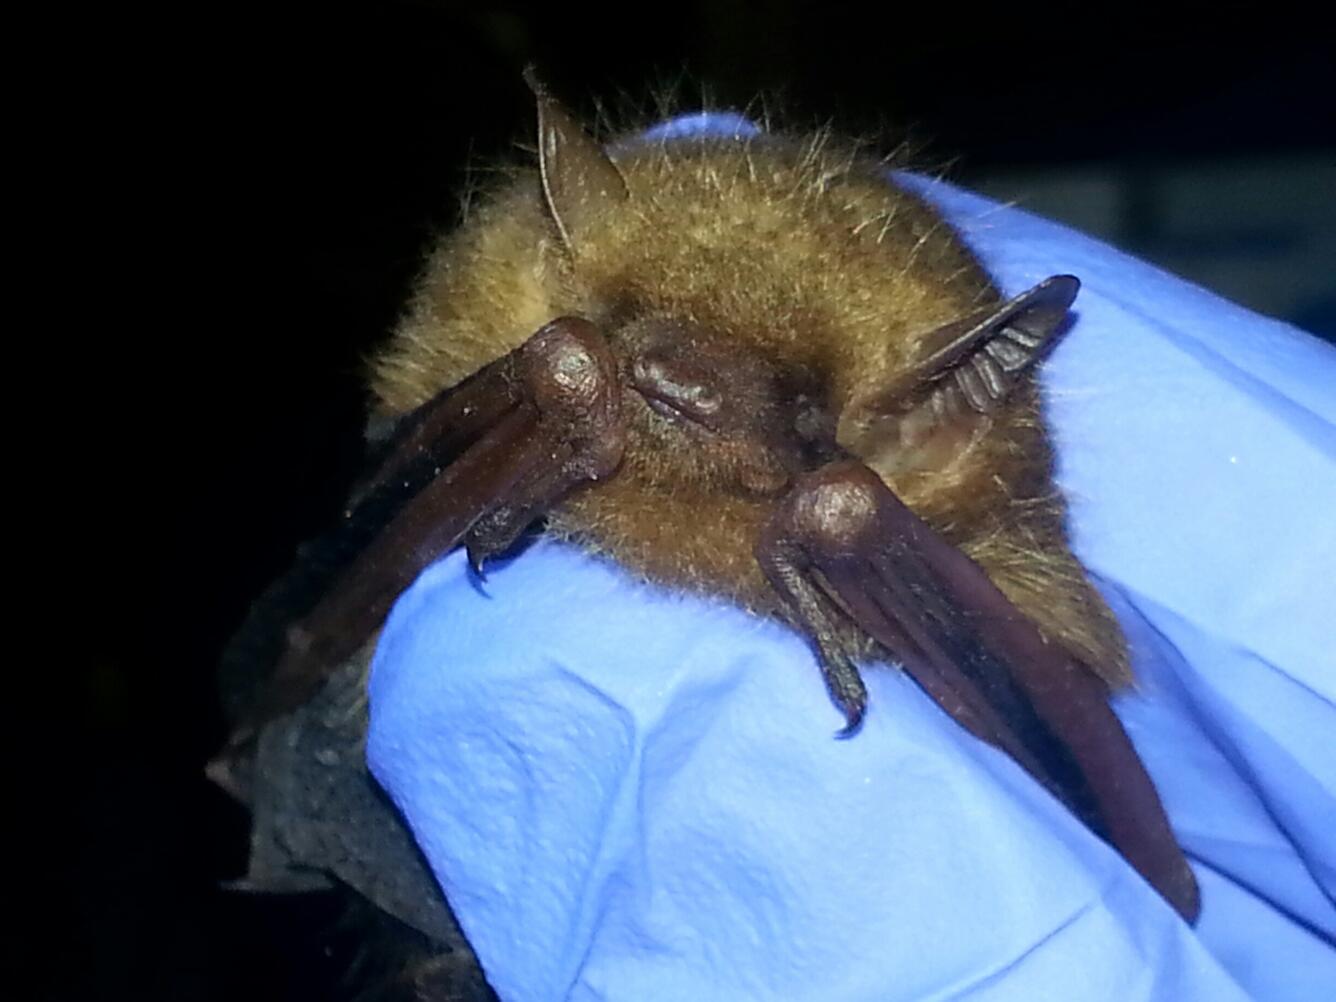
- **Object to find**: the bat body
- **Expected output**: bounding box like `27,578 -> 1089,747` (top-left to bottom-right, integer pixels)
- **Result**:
373,113 -> 1126,685
222,79 -> 1198,952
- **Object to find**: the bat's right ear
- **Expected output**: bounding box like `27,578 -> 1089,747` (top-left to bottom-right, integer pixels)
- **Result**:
524,68 -> 629,254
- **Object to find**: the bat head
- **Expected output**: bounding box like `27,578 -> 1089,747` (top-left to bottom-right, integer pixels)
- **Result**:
521,76 -> 1044,501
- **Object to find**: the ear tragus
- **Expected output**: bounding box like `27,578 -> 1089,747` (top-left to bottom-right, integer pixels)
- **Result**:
524,68 -> 629,253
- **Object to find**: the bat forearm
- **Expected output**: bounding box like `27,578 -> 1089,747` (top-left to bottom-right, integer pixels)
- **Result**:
758,459 -> 1199,920
236,317 -> 627,740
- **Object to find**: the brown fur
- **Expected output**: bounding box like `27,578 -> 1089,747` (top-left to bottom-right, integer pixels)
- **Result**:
370,122 -> 1129,685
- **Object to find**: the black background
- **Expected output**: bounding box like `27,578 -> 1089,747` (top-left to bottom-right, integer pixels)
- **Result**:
73,3 -> 1331,998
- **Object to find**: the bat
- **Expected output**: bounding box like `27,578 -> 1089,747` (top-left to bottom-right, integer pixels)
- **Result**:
217,73 -> 1200,938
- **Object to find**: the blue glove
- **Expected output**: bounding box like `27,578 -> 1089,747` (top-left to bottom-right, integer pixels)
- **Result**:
367,117 -> 1336,1001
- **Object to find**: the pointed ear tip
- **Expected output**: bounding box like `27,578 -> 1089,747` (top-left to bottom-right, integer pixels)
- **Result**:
521,65 -> 546,98
1038,273 -> 1081,308
1054,273 -> 1081,295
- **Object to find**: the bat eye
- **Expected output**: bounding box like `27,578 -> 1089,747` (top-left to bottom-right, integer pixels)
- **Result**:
794,398 -> 836,444
687,385 -> 723,413
632,354 -> 724,421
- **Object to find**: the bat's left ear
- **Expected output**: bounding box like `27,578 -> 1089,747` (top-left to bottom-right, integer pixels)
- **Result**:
524,68 -> 629,254
840,275 -> 1080,475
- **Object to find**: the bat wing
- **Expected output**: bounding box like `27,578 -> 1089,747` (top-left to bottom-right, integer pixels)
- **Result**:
217,317 -> 626,768
757,460 -> 1200,920
220,82 -> 634,749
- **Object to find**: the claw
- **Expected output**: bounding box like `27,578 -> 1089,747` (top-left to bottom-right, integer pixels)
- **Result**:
823,649 -> 868,739
834,702 -> 865,740
466,543 -> 488,580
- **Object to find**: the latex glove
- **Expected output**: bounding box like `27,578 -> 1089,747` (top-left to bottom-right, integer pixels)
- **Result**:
367,116 -> 1336,1002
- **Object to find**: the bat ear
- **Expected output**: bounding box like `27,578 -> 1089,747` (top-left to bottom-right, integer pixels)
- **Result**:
840,275 -> 1080,475
906,275 -> 1080,402
524,68 -> 629,253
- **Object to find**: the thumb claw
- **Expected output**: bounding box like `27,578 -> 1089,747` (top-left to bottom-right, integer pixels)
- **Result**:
834,703 -> 865,739
466,544 -> 488,579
